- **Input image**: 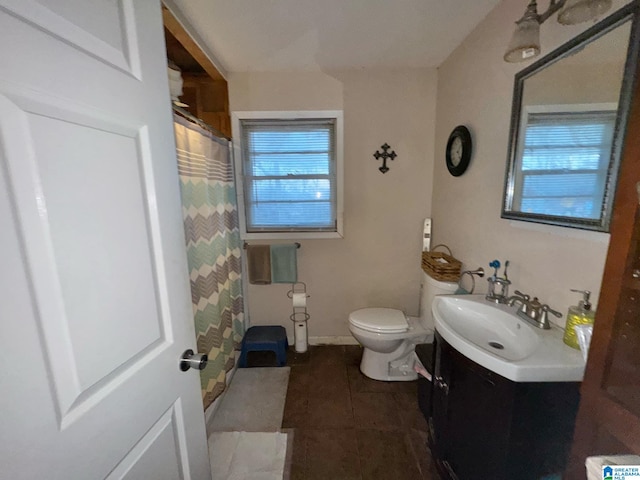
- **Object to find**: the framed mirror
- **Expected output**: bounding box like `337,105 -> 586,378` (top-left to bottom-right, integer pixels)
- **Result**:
502,3 -> 640,232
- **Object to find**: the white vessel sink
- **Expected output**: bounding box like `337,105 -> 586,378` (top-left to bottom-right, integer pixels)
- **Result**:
432,295 -> 585,382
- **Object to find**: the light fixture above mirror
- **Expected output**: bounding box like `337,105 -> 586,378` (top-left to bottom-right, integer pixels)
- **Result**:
504,0 -> 613,63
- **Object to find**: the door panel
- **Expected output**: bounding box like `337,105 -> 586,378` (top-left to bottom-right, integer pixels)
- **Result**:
28,109 -> 163,393
1,0 -> 141,75
0,0 -> 211,478
108,401 -> 189,480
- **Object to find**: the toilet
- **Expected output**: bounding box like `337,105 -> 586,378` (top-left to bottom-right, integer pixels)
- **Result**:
348,272 -> 458,381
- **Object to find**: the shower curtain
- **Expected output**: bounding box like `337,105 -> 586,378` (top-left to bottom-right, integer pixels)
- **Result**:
174,115 -> 244,410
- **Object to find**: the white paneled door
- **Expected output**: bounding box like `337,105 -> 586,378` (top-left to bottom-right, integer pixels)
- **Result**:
0,1 -> 212,479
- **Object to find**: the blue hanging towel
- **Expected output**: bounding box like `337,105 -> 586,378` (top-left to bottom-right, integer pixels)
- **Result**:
270,244 -> 298,284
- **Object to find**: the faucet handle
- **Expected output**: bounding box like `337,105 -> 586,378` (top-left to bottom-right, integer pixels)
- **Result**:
538,304 -> 562,330
513,290 -> 530,300
541,304 -> 562,318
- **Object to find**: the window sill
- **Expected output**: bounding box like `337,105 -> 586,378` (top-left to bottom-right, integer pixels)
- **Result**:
241,231 -> 343,240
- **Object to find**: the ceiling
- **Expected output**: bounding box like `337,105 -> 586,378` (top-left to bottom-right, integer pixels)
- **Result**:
168,0 -> 501,73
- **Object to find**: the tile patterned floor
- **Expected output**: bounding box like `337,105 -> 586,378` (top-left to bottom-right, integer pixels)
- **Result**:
281,345 -> 436,480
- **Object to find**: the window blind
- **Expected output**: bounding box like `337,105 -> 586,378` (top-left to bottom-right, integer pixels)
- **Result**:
517,110 -> 616,219
241,119 -> 337,232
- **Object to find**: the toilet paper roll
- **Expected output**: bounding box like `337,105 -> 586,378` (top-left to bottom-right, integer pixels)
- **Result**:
292,292 -> 307,308
295,322 -> 308,353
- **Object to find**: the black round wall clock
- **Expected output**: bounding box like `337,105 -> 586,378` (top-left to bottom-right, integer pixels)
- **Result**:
445,125 -> 472,177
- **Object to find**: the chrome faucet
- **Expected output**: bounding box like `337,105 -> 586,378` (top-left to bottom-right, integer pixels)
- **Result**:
507,290 -> 530,313
508,291 -> 562,329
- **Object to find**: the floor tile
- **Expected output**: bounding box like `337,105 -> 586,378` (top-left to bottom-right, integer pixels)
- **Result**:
396,379 -> 419,393
351,392 -> 403,430
281,345 -> 429,479
347,365 -> 416,394
287,347 -> 311,366
308,363 -> 350,395
394,392 -> 429,431
344,345 -> 363,366
406,428 -> 437,479
287,365 -> 311,394
306,391 -> 354,428
309,345 -> 346,366
282,392 -> 308,429
304,428 -> 362,480
357,429 -> 421,480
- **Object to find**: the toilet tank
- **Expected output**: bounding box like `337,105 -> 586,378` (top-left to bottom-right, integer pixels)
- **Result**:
419,272 -> 458,330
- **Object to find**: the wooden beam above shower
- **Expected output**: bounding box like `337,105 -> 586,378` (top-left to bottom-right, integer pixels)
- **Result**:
162,5 -> 232,138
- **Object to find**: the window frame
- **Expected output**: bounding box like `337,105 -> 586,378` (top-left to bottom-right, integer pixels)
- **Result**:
232,110 -> 344,240
511,103 -> 617,220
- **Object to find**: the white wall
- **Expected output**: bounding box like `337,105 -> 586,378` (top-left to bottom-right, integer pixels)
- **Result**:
432,0 -> 634,326
229,68 -> 439,340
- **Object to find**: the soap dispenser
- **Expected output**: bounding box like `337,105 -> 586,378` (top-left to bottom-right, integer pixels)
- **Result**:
563,289 -> 595,349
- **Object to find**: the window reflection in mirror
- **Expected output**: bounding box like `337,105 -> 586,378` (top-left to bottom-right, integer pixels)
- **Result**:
514,105 -> 616,219
502,6 -> 639,232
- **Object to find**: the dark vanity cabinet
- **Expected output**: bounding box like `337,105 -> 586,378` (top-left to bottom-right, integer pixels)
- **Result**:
428,332 -> 580,480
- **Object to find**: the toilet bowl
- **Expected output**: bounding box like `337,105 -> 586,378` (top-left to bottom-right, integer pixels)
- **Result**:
348,272 -> 458,381
349,311 -> 432,381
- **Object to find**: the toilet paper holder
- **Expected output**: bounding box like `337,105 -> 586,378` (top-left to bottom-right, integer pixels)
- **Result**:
288,282 -> 310,320
290,311 -> 311,322
287,282 -> 309,300
288,282 -> 310,353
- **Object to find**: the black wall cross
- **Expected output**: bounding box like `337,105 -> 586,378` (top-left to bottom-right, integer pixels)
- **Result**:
373,143 -> 397,174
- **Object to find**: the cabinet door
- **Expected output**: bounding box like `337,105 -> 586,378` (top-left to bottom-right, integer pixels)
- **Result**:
566,53 -> 640,478
430,335 -> 452,467
431,334 -> 514,480
445,341 -> 513,480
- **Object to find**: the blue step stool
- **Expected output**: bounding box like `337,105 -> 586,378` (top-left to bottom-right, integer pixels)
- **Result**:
239,326 -> 288,367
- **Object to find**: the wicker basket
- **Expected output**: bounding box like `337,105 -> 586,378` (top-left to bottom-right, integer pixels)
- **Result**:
421,244 -> 462,282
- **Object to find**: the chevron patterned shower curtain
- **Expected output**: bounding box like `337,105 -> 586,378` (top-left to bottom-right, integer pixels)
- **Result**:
174,115 -> 244,410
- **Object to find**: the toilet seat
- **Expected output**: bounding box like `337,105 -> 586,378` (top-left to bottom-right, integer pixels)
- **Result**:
349,308 -> 408,334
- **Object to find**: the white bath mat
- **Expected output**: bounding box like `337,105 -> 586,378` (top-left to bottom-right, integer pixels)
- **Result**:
208,431 -> 288,480
210,367 -> 290,432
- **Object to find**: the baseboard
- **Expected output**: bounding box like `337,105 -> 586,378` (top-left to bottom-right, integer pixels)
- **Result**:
204,355 -> 239,437
286,335 -> 359,346
311,335 -> 359,345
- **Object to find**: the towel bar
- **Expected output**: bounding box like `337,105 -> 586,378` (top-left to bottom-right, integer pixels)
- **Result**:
243,242 -> 300,249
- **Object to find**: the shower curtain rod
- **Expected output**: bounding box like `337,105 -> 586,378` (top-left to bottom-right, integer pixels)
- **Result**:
172,104 -> 230,141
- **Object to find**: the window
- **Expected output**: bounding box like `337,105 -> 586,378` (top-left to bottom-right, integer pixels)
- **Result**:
233,111 -> 343,239
513,106 -> 616,220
